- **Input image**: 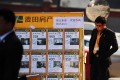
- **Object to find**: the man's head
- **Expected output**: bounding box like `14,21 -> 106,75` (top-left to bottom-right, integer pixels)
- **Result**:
0,9 -> 16,35
95,16 -> 106,32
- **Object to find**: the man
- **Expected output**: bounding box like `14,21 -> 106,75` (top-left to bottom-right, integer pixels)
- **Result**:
0,9 -> 23,80
89,16 -> 118,80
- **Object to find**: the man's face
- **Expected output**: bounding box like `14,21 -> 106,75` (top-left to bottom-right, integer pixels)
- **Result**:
0,16 -> 10,35
95,23 -> 105,32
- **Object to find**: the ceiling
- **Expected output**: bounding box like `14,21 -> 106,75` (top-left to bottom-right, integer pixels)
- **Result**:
0,0 -> 120,9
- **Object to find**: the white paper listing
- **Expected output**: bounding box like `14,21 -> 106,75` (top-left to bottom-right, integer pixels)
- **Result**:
65,30 -> 79,49
48,30 -> 63,50
48,76 -> 62,80
15,30 -> 30,49
64,53 -> 79,72
64,76 -> 79,80
48,52 -> 62,72
19,55 -> 29,73
32,29 -> 46,50
31,54 -> 46,73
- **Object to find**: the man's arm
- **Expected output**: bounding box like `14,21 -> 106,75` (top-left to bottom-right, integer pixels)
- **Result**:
3,40 -> 23,80
106,32 -> 118,58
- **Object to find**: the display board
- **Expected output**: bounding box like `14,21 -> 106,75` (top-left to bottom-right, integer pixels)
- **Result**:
15,12 -> 84,80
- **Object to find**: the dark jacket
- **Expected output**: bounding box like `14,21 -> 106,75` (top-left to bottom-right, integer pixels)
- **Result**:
0,31 -> 23,80
89,28 -> 118,66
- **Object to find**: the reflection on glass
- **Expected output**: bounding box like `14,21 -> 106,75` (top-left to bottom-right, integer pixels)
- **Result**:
86,0 -> 110,21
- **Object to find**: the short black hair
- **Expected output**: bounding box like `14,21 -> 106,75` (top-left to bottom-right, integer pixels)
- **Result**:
0,9 -> 16,28
95,16 -> 106,24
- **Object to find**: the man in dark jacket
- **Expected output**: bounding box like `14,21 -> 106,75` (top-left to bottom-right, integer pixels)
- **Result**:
89,16 -> 118,80
0,9 -> 23,80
